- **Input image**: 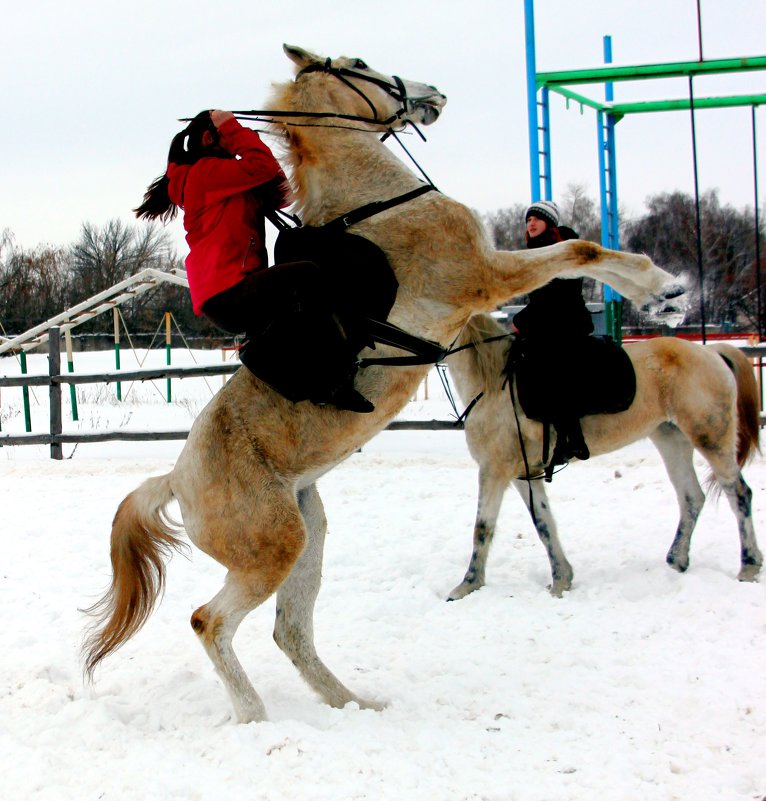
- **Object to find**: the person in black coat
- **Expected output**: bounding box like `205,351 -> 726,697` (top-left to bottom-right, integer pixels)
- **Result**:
511,200 -> 592,463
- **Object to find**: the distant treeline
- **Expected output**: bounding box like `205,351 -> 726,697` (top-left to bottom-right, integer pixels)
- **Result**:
0,220 -> 218,342
1,184 -> 764,342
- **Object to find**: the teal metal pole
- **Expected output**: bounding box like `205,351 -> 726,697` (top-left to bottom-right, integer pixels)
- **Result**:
165,312 -> 172,403
65,330 -> 78,422
20,350 -> 31,432
114,307 -> 122,401
600,34 -> 623,342
541,86 -> 552,200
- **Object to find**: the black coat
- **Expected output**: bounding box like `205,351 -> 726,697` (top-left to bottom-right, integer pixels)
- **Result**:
512,227 -> 593,341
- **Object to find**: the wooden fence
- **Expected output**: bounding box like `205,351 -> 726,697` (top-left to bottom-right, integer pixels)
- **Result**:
0,327 -> 463,459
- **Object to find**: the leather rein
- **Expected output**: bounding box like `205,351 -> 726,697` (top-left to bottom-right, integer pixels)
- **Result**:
231,58 -> 418,133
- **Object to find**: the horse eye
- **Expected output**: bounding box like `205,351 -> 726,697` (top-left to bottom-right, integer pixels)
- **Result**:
353,59 -> 368,70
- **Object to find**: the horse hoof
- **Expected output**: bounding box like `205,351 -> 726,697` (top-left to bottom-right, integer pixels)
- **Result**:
737,564 -> 761,582
446,582 -> 477,601
354,697 -> 387,712
666,554 -> 689,573
641,282 -> 688,325
662,283 -> 686,300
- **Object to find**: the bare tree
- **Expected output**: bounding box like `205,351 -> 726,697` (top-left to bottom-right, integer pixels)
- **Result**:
624,190 -> 764,330
0,237 -> 69,334
483,203 -> 528,251
67,219 -> 184,331
558,183 -> 601,242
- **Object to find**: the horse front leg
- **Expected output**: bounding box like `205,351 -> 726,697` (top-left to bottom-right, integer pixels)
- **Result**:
512,478 -> 573,596
273,483 -> 385,710
485,243 -> 684,316
448,464 -> 508,600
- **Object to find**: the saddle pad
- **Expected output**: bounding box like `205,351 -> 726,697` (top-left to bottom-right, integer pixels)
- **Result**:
510,335 -> 636,422
274,226 -> 399,327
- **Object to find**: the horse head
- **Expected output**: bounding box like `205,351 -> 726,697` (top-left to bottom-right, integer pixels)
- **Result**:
282,44 -> 447,129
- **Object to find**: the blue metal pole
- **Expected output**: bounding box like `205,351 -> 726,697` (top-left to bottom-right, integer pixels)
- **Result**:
601,35 -> 623,340
597,110 -> 609,244
541,86 -> 553,200
524,0 -> 542,201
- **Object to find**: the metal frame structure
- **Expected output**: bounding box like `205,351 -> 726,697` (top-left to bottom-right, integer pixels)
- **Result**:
0,267 -> 189,432
0,267 -> 189,356
523,0 -> 766,340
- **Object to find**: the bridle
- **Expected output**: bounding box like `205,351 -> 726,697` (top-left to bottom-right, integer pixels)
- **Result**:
296,59 -> 411,126
231,58 -> 430,136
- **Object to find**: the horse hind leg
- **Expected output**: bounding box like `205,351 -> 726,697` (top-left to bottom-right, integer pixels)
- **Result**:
189,491 -> 307,724
512,477 -> 573,596
191,575 -> 271,723
448,465 -> 508,600
717,473 -> 762,581
650,423 -> 706,573
699,444 -> 762,580
273,484 -> 384,711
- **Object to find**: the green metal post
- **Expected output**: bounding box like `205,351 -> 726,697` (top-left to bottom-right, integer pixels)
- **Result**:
114,307 -> 122,401
165,312 -> 172,403
20,350 -> 32,432
65,329 -> 79,421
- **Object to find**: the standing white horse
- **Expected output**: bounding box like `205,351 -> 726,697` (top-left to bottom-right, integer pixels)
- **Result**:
446,313 -> 763,599
83,45 -> 684,723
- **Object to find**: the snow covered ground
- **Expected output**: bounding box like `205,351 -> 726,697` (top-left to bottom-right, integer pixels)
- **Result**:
1,349 -> 764,801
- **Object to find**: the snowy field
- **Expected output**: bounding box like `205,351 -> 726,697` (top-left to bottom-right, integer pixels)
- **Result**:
1,349 -> 764,801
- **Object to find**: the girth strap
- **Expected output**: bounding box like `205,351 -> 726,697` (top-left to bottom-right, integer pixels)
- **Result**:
358,318 -> 448,367
323,185 -> 436,232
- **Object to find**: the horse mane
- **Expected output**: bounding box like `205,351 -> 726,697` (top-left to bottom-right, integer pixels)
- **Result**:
264,81 -> 310,215
449,313 -> 511,401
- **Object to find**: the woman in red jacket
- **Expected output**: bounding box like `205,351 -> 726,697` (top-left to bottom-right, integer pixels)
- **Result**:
135,110 -> 373,412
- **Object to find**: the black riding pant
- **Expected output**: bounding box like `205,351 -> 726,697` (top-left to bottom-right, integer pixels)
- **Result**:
202,261 -> 359,403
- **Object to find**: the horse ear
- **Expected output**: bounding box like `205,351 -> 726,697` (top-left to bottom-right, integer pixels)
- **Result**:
283,44 -> 321,69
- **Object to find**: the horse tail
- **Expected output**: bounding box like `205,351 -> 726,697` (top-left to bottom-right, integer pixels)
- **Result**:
451,313 -> 510,398
710,343 -> 761,466
82,473 -> 187,679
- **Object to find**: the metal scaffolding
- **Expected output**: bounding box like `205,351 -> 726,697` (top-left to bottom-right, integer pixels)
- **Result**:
523,0 -> 766,342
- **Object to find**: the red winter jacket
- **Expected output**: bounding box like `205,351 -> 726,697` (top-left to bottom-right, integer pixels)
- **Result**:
167,117 -> 290,314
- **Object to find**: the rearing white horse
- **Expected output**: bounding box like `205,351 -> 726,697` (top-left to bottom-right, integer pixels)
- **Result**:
83,45 -> 684,723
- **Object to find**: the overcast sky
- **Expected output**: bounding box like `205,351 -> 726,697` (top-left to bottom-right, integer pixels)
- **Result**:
2,0 -> 765,254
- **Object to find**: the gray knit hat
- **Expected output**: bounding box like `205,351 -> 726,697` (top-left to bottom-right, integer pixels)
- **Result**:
525,200 -> 559,228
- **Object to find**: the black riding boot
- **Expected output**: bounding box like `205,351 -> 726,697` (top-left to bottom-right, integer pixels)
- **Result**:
553,418 -> 590,462
304,313 -> 374,413
208,263 -> 374,413
240,307 -> 374,413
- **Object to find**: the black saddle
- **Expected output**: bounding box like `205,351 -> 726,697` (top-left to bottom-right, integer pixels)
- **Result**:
239,226 -> 398,407
274,224 -> 399,352
507,334 -> 637,423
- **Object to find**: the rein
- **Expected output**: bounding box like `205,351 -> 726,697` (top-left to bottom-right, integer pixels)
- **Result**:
232,59 -> 415,132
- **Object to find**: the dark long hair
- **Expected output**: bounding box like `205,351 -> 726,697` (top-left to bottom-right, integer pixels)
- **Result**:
134,111 -> 220,222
